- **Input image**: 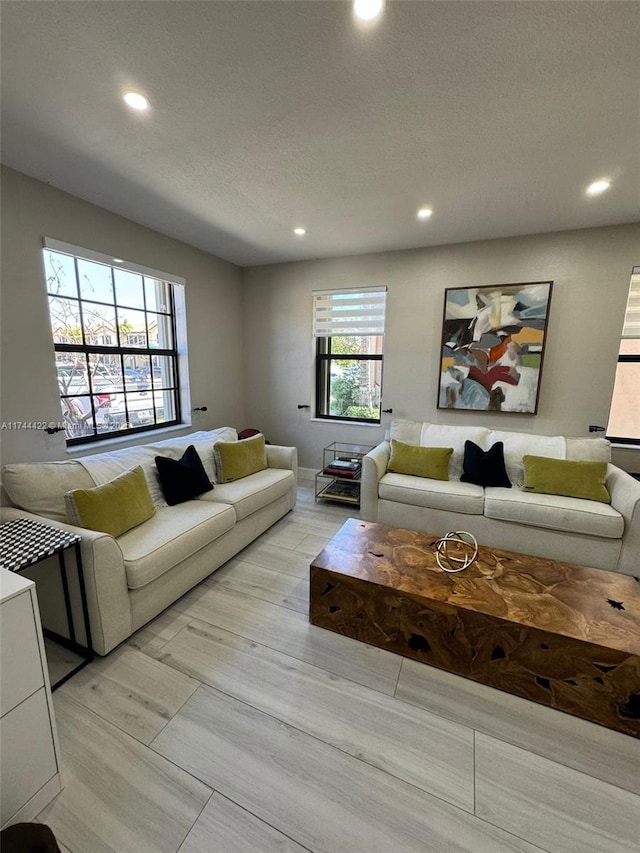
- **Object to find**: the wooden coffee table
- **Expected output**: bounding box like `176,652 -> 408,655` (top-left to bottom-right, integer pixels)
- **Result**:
309,518 -> 640,738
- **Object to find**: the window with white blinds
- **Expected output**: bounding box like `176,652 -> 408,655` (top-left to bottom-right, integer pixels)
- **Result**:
607,267 -> 640,444
313,287 -> 387,423
622,269 -> 640,338
313,288 -> 387,337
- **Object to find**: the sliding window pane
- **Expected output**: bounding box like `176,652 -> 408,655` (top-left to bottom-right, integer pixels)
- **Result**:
144,278 -> 171,313
81,303 -> 117,346
114,269 -> 144,309
117,307 -> 147,347
147,313 -> 174,349
77,259 -> 114,304
48,297 -> 83,344
328,358 -> 382,420
151,356 -> 175,389
61,396 -> 95,440
44,251 -> 78,297
156,389 -> 176,424
57,353 -> 89,395
88,353 -> 122,391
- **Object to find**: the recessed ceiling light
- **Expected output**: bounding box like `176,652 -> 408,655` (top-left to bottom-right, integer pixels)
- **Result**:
417,207 -> 433,220
123,91 -> 149,111
113,258 -> 124,264
353,0 -> 385,22
294,227 -> 306,236
586,179 -> 611,196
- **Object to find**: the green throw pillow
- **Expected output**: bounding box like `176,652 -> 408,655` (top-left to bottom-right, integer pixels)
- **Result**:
387,439 -> 453,481
522,455 -> 611,503
65,465 -> 156,536
214,433 -> 267,483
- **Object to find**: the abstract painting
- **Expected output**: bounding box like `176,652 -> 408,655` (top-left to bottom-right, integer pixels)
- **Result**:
438,281 -> 553,413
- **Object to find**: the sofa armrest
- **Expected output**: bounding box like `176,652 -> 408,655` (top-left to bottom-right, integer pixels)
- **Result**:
0,507 -> 131,655
360,441 -> 390,522
606,465 -> 640,576
266,444 -> 298,477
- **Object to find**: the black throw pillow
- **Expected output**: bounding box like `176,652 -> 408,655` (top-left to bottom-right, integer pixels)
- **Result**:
155,445 -> 214,506
460,440 -> 511,488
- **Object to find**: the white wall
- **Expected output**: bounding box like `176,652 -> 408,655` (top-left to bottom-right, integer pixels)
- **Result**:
0,167 -> 245,466
2,167 -> 638,475
241,224 -> 640,472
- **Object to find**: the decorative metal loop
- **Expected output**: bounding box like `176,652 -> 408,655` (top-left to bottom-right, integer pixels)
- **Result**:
434,531 -> 478,573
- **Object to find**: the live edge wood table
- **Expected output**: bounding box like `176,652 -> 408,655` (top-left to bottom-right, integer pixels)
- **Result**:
309,518 -> 640,738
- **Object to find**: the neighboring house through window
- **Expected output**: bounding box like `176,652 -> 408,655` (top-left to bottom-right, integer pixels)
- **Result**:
43,238 -> 187,445
313,287 -> 386,423
607,266 -> 640,444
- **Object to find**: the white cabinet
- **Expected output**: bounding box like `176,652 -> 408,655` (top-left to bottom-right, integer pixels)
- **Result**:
0,570 -> 62,828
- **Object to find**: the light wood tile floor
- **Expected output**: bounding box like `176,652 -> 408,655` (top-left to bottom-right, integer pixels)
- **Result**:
38,483 -> 640,852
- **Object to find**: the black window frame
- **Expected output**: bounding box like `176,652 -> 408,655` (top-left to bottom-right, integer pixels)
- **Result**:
44,247 -> 182,446
315,336 -> 384,425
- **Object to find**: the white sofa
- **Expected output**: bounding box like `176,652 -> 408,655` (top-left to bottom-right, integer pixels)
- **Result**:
361,419 -> 640,576
1,429 -> 297,654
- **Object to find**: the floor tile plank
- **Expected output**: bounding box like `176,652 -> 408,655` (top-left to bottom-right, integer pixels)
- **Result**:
178,793 -> 309,853
128,609 -> 194,656
475,732 -> 640,853
39,694 -> 211,853
175,585 -> 402,695
206,560 -> 309,614
153,685 -> 544,853
397,657 -> 640,795
59,646 -> 200,744
231,540 -> 312,578
156,619 -> 474,811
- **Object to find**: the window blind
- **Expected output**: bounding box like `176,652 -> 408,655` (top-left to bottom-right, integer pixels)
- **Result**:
313,287 -> 387,337
622,269 -> 640,339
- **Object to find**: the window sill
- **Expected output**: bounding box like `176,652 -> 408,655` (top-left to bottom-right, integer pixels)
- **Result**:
310,418 -> 384,428
65,422 -> 192,455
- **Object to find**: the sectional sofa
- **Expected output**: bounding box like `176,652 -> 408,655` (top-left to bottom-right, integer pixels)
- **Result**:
1,428 -> 297,654
361,419 -> 640,576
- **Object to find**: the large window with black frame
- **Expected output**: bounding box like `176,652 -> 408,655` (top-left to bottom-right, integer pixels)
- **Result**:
607,266 -> 640,444
43,239 -> 183,445
313,287 -> 386,424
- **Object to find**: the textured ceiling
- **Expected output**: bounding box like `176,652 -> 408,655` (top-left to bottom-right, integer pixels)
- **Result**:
1,1 -> 639,266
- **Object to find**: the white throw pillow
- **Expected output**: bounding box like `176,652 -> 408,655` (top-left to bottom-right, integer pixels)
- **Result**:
565,437 -> 611,463
389,419 -> 423,445
488,429 -> 565,487
420,424 -> 490,481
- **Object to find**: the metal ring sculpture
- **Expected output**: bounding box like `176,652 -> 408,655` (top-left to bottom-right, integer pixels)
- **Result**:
434,531 -> 478,573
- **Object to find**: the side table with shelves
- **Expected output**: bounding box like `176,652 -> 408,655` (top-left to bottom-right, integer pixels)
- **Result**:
0,517 -> 94,690
315,442 -> 374,508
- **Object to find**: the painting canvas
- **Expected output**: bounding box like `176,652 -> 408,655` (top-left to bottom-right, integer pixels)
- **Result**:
438,281 -> 553,413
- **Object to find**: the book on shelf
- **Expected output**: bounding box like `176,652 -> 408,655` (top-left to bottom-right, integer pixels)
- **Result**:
323,466 -> 360,479
320,479 -> 360,500
324,459 -> 360,473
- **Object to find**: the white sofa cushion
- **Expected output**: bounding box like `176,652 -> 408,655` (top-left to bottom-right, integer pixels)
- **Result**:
484,488 -> 624,539
420,424 -> 490,481
119,501 -> 236,589
2,460 -> 94,522
78,445 -> 165,505
76,428 -> 238,506
379,473 -> 485,515
487,429 -> 565,487
389,419 -> 423,445
565,437 -> 612,463
199,468 -> 295,521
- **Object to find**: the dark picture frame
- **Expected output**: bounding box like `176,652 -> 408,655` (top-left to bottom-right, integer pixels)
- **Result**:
438,281 -> 553,414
